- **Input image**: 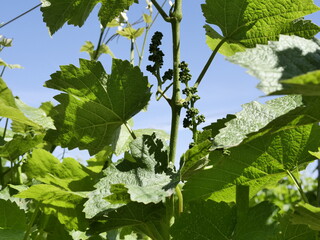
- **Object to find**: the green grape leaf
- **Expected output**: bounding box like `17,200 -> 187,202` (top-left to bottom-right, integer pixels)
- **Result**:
41,0 -> 136,35
227,35 -> 320,95
0,78 -> 45,128
80,41 -> 115,60
112,126 -> 169,156
89,202 -> 169,239
117,27 -> 145,40
201,0 -> 320,56
183,124 -> 320,203
24,149 -> 97,191
15,184 -> 87,230
0,199 -> 26,240
83,134 -> 174,218
273,212 -> 315,240
179,140 -> 212,180
0,58 -> 22,69
171,200 -> 277,240
204,25 -> 246,56
274,70 -> 320,96
143,14 -> 152,24
0,35 -> 12,47
45,59 -> 151,155
0,134 -> 44,161
291,203 -> 320,231
210,95 -> 303,149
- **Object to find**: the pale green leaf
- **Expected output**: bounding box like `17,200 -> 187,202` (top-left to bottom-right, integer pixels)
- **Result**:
15,184 -> 87,230
204,25 -> 246,56
112,125 -> 169,156
0,35 -> 12,47
80,41 -> 115,60
291,203 -> 320,231
227,35 -> 320,95
0,58 -> 22,69
24,149 -> 97,191
45,59 -> 151,155
202,0 -> 320,56
41,0 -> 136,35
0,199 -> 26,240
211,95 -> 303,149
143,14 -> 152,24
0,134 -> 44,161
117,27 -> 145,40
183,124 -> 320,202
84,134 -> 173,218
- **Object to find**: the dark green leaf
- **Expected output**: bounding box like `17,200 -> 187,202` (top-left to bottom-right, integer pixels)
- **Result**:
45,59 -> 151,155
291,203 -> 320,231
0,199 -> 26,240
41,0 -> 136,35
89,202 -> 170,240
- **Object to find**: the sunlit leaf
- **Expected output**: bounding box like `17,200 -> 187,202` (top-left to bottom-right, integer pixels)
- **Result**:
202,0 -> 320,56
183,124 -> 320,202
84,134 -> 174,218
291,203 -> 320,231
45,59 -> 151,155
227,35 -> 320,95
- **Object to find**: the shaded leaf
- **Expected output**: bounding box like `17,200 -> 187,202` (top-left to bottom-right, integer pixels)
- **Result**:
273,212 -> 315,240
179,140 -> 211,180
202,0 -> 320,56
15,184 -> 87,230
45,58 -> 151,155
291,203 -> 320,231
171,201 -> 277,240
227,35 -> 320,95
89,202 -> 170,240
0,199 -> 26,240
183,124 -> 320,202
0,134 -> 44,161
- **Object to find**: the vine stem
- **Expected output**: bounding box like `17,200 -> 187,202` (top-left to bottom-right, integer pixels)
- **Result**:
0,118 -> 9,187
286,170 -> 309,203
93,27 -> 106,61
0,4 -> 41,29
168,0 -> 182,165
317,160 -> 320,206
193,38 -> 227,90
150,0 -> 171,22
124,121 -> 137,139
23,202 -> 41,240
175,185 -> 183,214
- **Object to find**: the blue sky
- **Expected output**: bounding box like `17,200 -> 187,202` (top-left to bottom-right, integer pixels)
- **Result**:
1,1 -> 320,162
